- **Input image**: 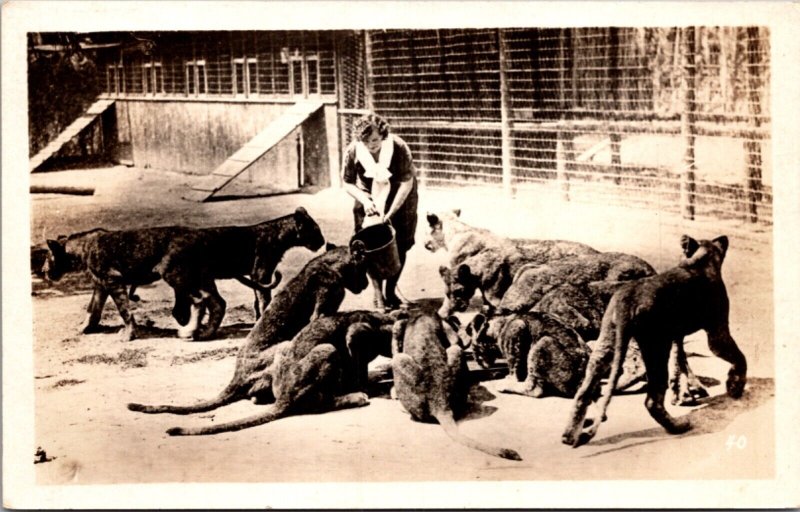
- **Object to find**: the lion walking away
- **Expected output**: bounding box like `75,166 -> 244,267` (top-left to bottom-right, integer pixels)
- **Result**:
391,312 -> 522,461
562,235 -> 748,447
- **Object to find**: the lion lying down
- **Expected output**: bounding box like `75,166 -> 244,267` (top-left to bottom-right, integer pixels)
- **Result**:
163,310 -> 403,436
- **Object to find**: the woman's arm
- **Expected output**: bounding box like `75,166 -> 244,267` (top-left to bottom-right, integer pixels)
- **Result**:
385,178 -> 413,221
343,182 -> 379,216
342,144 -> 379,216
385,137 -> 416,221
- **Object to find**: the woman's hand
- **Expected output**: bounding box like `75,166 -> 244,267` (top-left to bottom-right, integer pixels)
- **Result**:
364,199 -> 379,217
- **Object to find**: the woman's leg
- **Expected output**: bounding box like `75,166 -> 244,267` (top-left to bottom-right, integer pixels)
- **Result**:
384,248 -> 407,309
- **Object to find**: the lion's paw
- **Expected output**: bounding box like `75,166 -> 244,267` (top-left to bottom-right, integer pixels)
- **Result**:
177,326 -> 196,339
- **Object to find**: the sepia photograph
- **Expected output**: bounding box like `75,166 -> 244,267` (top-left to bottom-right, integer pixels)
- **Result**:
3,1 -> 799,509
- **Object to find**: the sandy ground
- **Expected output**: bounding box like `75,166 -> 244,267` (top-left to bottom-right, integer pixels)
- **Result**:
29,166 -> 774,485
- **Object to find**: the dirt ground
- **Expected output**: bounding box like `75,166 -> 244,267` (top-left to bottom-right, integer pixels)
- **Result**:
29,165 -> 774,486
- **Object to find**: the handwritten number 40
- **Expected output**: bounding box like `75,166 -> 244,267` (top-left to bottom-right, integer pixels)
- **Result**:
726,435 -> 747,450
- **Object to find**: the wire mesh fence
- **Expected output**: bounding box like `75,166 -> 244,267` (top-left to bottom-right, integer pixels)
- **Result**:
365,27 -> 772,235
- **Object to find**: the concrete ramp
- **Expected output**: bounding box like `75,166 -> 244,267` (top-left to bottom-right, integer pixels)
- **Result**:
29,99 -> 116,173
183,101 -> 323,202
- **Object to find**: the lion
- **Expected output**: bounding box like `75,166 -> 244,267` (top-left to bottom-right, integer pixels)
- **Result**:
163,310 -> 404,436
41,207 -> 323,340
425,209 -> 598,317
466,311 -> 590,398
391,312 -> 522,461
465,311 -> 646,396
435,219 -> 706,405
561,235 -> 748,447
127,241 -> 371,418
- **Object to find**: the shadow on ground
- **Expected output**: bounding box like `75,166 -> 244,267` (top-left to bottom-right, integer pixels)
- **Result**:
582,376 -> 774,457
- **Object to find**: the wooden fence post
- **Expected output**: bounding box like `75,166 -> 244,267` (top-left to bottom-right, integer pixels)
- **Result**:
363,30 -> 374,112
498,29 -> 513,197
610,131 -> 622,185
744,27 -> 763,223
608,28 -> 623,185
556,130 -> 573,201
680,26 -> 697,221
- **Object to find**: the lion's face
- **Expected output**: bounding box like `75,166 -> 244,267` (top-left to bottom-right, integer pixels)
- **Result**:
439,264 -> 477,314
465,314 -> 503,369
343,242 -> 369,294
679,235 -> 728,278
424,214 -> 446,252
43,239 -> 70,282
294,207 -> 325,252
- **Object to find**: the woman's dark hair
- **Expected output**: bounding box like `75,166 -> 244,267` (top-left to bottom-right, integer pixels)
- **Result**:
353,113 -> 390,142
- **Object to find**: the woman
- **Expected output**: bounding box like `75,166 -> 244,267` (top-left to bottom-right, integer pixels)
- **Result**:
342,113 -> 419,311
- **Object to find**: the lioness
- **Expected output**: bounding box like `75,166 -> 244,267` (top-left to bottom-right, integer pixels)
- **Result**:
42,207 -> 324,340
562,235 -> 748,447
495,251 -> 655,313
164,310 -> 403,436
391,312 -> 522,461
425,210 -> 598,317
436,220 -> 705,404
128,242 -> 370,417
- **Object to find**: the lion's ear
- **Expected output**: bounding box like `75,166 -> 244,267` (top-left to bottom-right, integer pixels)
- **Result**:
712,235 -> 729,256
426,212 -> 440,227
293,206 -> 309,221
46,239 -> 63,254
446,315 -> 461,330
349,239 -> 367,264
438,265 -> 451,280
680,235 -> 699,258
456,263 -> 472,281
452,208 -> 461,218
325,242 -> 337,252
470,313 -> 486,334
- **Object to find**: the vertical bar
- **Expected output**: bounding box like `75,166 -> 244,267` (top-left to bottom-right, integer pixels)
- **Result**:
609,27 -> 622,185
744,26 -> 763,223
610,131 -> 622,184
301,30 -> 308,98
335,32 -> 346,187
680,26 -> 697,221
558,29 -> 568,111
297,130 -> 305,187
363,30 -> 375,112
498,29 -> 513,196
609,27 -> 620,111
571,29 -> 578,108
556,130 -> 572,201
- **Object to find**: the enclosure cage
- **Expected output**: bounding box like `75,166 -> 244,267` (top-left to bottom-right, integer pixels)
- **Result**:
363,28 -> 771,235
30,27 -> 772,237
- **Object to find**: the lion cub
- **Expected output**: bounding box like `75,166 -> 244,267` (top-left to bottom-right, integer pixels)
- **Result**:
562,235 -> 747,447
391,313 -> 522,461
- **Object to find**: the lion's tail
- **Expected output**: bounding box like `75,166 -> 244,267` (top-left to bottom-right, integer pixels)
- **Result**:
434,411 -> 522,461
127,382 -> 239,415
166,403 -> 289,436
234,270 -> 282,293
593,304 -> 633,417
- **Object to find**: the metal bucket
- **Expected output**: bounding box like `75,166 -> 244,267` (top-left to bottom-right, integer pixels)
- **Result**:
351,222 -> 401,280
